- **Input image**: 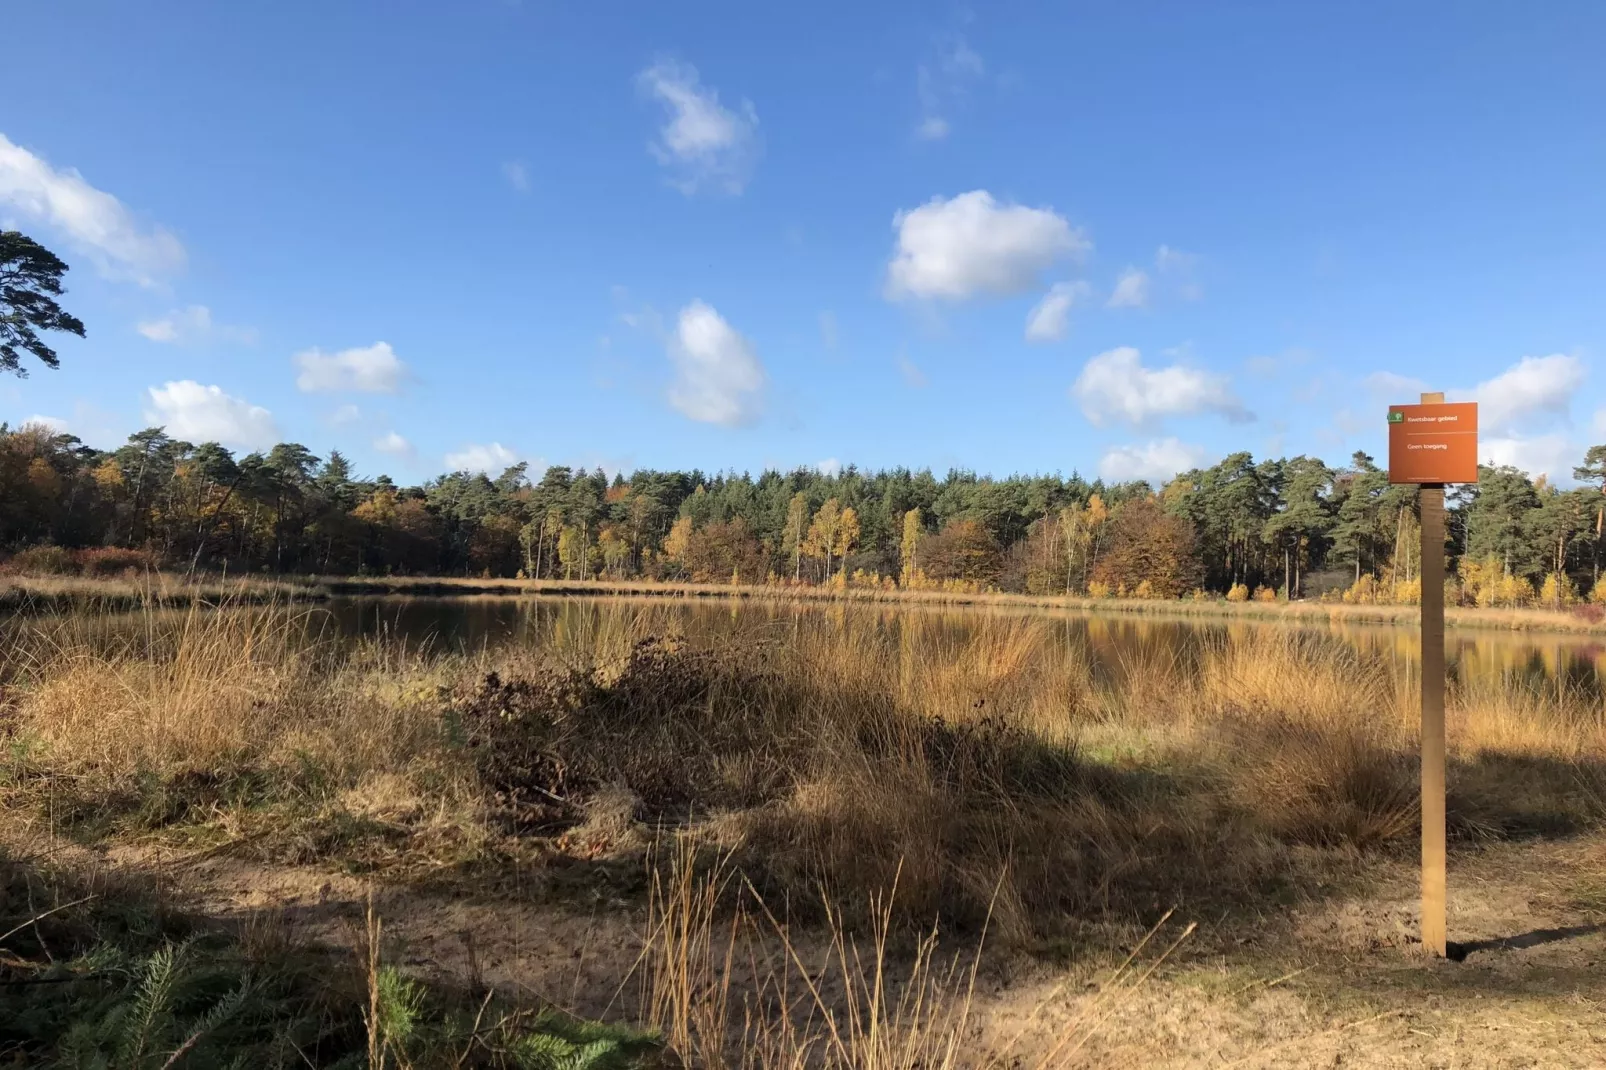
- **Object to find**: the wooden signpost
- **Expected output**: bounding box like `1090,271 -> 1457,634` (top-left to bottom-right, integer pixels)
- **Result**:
1387,392 -> 1478,958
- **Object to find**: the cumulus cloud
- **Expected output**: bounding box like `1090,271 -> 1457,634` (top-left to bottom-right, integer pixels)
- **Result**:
0,132 -> 185,286
136,305 -> 256,345
445,442 -> 520,474
1098,438 -> 1208,484
886,191 -> 1088,302
373,431 -> 415,459
144,381 -> 277,449
293,342 -> 408,394
1073,346 -> 1251,427
817,458 -> 842,477
1106,268 -> 1150,309
1481,433 -> 1575,481
329,404 -> 362,427
638,59 -> 759,195
1460,354 -> 1584,434
1024,280 -> 1091,343
667,300 -> 766,426
22,414 -> 69,434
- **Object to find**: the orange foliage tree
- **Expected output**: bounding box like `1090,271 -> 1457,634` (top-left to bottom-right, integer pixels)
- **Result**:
1090,497 -> 1201,598
919,519 -> 1002,585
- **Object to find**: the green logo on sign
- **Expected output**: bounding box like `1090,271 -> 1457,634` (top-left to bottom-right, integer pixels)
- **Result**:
1387,411 -> 1404,424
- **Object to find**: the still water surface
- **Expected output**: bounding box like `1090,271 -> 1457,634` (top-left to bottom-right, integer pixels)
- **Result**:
320,595 -> 1606,704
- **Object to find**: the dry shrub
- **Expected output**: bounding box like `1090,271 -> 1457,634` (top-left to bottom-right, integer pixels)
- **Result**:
75,547 -> 158,577
2,545 -> 76,575
451,635 -> 801,829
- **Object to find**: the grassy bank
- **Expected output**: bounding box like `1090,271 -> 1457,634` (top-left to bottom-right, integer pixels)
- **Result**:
3,601 -> 1602,929
2,600 -> 1603,1063
10,569 -> 1606,635
0,572 -> 331,614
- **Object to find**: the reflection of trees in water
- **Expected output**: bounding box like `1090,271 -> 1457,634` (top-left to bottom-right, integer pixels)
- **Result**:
301,596 -> 1606,710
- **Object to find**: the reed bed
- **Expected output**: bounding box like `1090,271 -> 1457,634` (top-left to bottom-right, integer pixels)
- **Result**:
2,599 -> 1601,940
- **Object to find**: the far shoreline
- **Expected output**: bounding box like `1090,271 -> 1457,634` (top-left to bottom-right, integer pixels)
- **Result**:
5,570 -> 1606,636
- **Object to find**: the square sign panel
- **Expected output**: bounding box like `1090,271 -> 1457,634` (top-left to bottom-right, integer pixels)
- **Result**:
1387,402 -> 1478,484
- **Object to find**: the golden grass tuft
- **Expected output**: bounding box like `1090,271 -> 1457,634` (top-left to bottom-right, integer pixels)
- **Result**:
633,838 -> 1196,1069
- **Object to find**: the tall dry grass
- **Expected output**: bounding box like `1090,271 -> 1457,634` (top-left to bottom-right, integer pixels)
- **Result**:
2,598 -> 1602,940
631,838 -> 1195,1069
0,600 -> 481,850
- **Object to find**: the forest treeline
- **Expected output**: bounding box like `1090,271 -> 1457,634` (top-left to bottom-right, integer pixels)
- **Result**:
5,421 -> 1606,607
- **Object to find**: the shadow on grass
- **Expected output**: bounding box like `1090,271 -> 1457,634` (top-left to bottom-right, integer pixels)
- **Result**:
1448,923 -> 1606,961
0,852 -> 660,1068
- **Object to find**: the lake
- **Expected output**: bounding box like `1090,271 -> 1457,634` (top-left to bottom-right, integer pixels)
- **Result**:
314,595 -> 1606,706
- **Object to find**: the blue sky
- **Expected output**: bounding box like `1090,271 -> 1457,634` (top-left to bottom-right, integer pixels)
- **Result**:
4,2 -> 1605,485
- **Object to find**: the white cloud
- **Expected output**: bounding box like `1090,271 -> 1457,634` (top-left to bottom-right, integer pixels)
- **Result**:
1366,354 -> 1584,438
817,458 -> 842,477
638,60 -> 759,195
1482,432 -> 1575,481
293,341 -> 408,394
329,404 -> 362,427
1024,280 -> 1091,343
897,352 -> 928,388
1098,438 -> 1209,484
373,431 -> 415,459
1106,268 -> 1150,309
819,310 -> 838,352
445,442 -> 520,473
502,160 -> 529,192
136,305 -> 256,345
1073,346 -> 1251,427
915,36 -> 983,140
12,401 -> 120,448
1460,353 -> 1583,434
144,381 -> 277,449
667,300 -> 766,426
885,191 -> 1088,302
0,132 -> 185,286
1593,407 -> 1606,439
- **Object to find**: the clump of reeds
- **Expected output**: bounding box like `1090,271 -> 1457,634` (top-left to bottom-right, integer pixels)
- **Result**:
631,837 -> 1196,1069
0,599 -> 482,855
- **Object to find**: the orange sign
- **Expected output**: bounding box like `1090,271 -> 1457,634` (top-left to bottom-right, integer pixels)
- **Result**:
1387,402 -> 1478,484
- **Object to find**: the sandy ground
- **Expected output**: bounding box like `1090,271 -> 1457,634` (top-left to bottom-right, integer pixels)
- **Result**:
35,831 -> 1603,1068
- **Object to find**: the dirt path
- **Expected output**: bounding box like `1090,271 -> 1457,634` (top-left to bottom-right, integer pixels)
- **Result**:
47,832 -> 1606,1067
